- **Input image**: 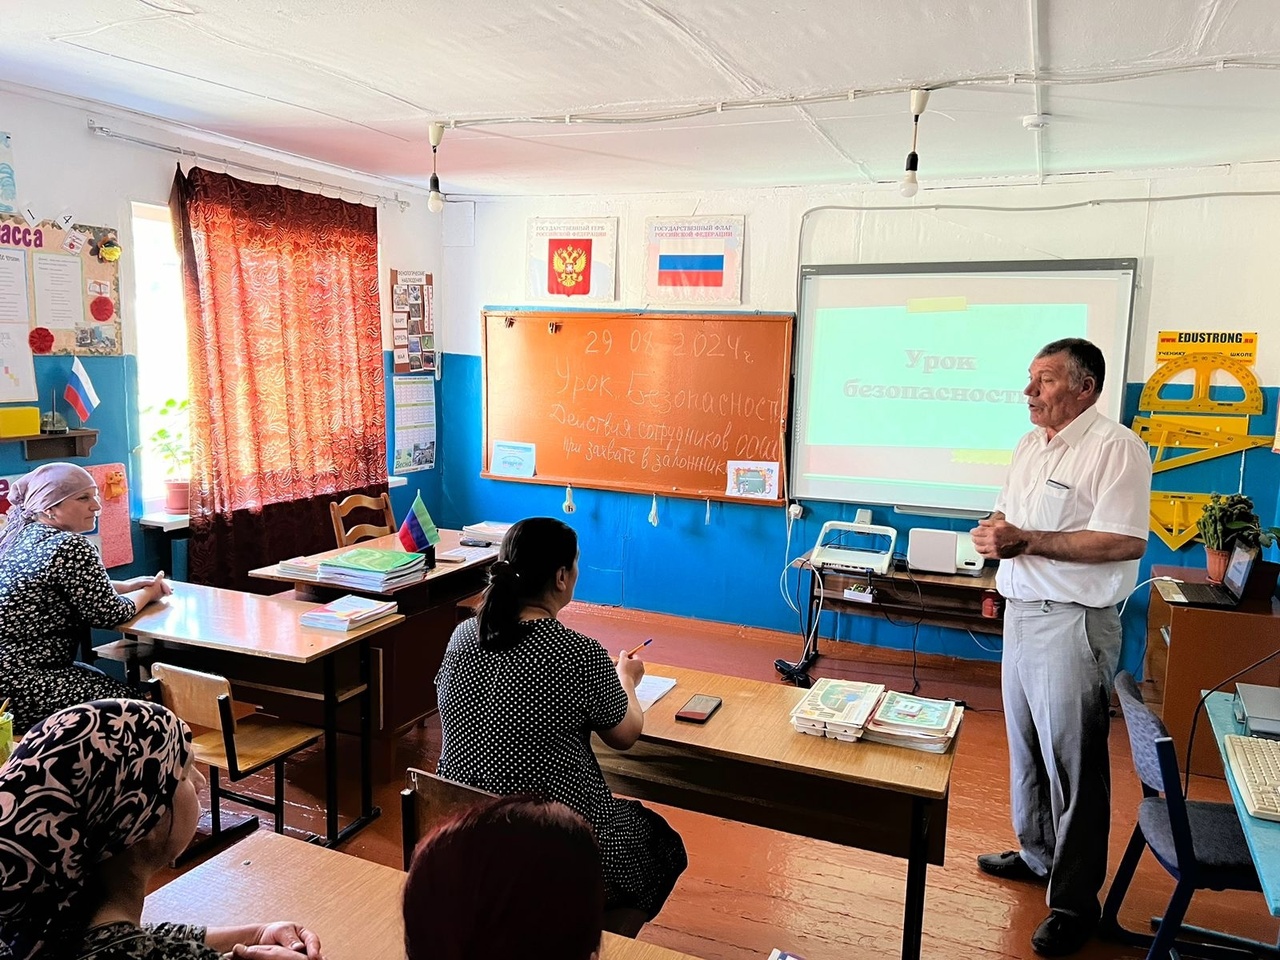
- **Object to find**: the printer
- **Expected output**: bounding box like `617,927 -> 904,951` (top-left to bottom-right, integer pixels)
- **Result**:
1234,683 -> 1280,740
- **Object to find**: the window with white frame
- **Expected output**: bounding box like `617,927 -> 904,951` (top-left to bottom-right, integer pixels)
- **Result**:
131,201 -> 189,513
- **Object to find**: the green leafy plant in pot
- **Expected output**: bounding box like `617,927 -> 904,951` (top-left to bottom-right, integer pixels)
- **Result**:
1196,492 -> 1280,583
146,398 -> 191,513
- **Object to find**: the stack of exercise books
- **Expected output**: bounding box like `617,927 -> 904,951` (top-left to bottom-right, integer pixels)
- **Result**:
317,548 -> 426,590
789,678 -> 886,741
300,594 -> 398,631
278,555 -> 324,580
461,520 -> 513,544
861,690 -> 963,754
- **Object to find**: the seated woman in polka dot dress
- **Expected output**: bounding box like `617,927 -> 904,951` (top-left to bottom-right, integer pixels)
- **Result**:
436,517 -> 687,928
0,463 -> 171,733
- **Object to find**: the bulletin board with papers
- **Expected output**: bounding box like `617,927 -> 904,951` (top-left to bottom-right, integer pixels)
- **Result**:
0,215 -> 124,397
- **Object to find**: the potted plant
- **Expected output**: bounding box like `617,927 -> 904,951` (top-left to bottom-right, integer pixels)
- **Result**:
147,398 -> 191,513
1196,492 -> 1280,583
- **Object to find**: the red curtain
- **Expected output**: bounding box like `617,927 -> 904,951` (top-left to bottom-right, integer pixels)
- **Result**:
170,167 -> 386,590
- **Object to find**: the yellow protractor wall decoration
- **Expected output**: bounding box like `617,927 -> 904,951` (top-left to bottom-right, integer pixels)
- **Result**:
1138,351 -> 1264,414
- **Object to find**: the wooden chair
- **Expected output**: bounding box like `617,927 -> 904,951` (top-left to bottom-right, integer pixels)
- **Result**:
151,662 -> 322,838
398,767 -> 647,937
329,492 -> 395,547
400,767 -> 496,870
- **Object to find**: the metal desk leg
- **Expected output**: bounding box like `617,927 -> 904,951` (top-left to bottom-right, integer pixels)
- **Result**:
358,638 -> 374,816
322,656 -> 340,844
901,797 -> 930,960
319,643 -> 381,847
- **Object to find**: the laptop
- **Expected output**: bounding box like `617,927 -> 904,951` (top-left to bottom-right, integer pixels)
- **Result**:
1155,541 -> 1257,608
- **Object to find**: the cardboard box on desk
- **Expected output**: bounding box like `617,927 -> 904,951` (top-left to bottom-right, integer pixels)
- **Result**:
0,407 -> 40,437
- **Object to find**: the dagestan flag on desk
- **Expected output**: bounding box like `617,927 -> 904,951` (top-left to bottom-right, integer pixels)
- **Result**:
398,492 -> 441,552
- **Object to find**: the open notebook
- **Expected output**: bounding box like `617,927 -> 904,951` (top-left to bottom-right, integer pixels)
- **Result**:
636,675 -> 677,711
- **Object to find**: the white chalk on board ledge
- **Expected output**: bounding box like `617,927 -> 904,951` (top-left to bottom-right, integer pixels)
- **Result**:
648,494 -> 659,527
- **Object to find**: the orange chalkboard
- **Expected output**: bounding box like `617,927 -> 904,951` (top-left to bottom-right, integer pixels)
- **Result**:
482,310 -> 793,503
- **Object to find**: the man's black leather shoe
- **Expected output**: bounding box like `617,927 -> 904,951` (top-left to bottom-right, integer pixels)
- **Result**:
1031,912 -> 1095,957
976,850 -> 1047,883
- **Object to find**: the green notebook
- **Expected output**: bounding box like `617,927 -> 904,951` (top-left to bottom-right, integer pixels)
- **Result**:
320,548 -> 423,573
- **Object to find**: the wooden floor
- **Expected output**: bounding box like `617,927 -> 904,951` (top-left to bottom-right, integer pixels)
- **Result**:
156,603 -> 1279,960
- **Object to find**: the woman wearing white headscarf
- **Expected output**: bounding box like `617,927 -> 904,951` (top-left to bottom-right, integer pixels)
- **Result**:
0,463 -> 171,733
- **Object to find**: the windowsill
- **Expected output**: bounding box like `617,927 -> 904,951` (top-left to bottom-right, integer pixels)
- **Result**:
138,478 -> 406,531
138,511 -> 190,532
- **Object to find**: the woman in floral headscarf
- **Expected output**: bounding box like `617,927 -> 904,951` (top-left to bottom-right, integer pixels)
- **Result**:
0,463 -> 171,733
0,699 -> 323,960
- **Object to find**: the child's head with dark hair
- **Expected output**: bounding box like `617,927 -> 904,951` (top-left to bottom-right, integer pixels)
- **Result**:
403,795 -> 605,960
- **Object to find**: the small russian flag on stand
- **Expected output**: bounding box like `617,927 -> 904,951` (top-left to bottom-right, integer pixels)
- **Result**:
398,491 -> 441,556
64,357 -> 100,423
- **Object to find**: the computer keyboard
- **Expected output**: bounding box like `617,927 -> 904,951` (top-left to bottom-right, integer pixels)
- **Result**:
1170,581 -> 1231,604
436,545 -> 498,564
1223,734 -> 1280,822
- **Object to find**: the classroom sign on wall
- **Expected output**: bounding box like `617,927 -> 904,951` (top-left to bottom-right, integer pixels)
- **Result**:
526,218 -> 618,302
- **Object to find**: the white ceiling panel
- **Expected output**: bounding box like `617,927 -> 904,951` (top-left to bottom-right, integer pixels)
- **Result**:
2,0 -> 1280,195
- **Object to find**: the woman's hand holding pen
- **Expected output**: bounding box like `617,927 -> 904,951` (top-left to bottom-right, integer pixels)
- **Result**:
616,646 -> 646,686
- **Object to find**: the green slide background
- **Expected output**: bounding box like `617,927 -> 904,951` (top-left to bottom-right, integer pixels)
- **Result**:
807,303 -> 1088,448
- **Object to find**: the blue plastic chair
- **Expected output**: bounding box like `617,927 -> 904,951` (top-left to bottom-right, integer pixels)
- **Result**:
1101,671 -> 1278,959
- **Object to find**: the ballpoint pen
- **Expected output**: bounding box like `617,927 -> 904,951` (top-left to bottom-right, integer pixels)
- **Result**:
626,638 -> 653,657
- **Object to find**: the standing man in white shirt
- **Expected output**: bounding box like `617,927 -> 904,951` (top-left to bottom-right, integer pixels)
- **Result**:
970,338 -> 1151,957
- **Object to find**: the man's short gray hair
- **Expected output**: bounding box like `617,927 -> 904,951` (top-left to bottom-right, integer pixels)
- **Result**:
1036,338 -> 1105,394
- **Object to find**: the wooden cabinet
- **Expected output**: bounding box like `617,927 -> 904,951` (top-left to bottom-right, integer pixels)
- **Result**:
1146,565 -> 1280,778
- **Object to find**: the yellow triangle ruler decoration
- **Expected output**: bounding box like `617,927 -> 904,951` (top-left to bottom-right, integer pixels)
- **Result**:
1131,415 -> 1274,474
1149,492 -> 1214,550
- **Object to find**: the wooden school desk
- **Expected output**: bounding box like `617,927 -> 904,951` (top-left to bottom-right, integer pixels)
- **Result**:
250,529 -> 494,752
97,582 -> 403,845
143,831 -> 706,960
594,663 -> 956,960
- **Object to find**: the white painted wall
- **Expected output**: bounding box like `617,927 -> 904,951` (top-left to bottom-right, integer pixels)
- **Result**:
0,84 -> 438,348
444,170 -> 1280,386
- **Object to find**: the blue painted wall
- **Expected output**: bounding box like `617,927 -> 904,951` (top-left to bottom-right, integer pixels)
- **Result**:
424,351 -> 1280,676
6,352 -> 1275,679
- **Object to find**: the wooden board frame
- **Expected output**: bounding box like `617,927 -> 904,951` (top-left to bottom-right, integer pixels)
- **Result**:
481,309 -> 793,504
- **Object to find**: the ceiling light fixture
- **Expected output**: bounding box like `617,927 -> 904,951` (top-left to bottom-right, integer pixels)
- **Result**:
899,88 -> 930,199
427,122 -> 445,214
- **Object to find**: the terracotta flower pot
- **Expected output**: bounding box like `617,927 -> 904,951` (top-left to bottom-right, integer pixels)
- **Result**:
1205,547 -> 1230,584
164,478 -> 190,514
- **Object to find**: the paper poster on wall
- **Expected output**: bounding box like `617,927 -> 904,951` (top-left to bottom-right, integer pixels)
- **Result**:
391,375 -> 436,472
0,247 -> 35,400
390,269 -> 434,374
527,218 -> 617,302
0,133 -> 16,215
491,440 -> 536,478
1155,330 -> 1257,365
0,216 -> 123,356
645,216 -> 744,305
725,460 -> 779,499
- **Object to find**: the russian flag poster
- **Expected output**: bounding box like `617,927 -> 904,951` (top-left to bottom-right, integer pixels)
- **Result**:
645,216 -> 744,304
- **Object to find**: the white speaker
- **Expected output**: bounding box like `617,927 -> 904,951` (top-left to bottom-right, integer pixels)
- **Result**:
907,529 -> 957,574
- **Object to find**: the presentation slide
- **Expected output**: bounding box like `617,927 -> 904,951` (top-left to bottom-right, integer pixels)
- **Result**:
791,262 -> 1136,514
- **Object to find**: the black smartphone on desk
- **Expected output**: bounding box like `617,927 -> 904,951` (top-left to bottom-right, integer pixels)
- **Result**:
675,694 -> 722,723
